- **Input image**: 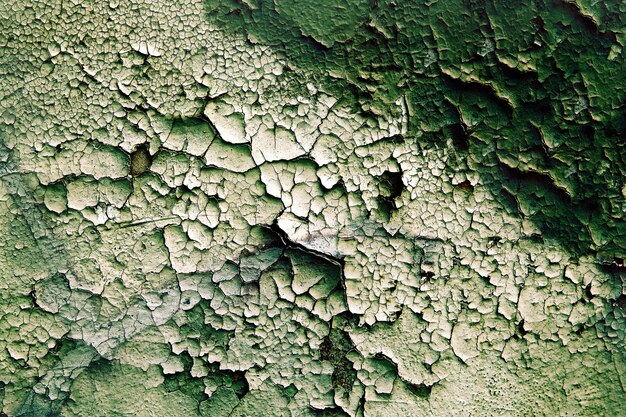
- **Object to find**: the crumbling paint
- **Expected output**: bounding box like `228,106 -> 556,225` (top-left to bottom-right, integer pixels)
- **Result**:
0,0 -> 624,416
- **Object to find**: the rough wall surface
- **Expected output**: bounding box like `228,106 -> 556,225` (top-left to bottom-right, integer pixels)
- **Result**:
0,0 -> 624,416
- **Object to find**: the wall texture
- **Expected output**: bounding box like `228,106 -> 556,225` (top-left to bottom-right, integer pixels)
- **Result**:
0,0 -> 624,415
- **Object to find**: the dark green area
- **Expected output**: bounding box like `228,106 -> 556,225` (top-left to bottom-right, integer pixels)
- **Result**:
319,323 -> 357,391
129,144 -> 152,177
204,0 -> 626,259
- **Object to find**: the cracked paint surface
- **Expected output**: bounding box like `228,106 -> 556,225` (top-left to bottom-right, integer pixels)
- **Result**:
0,0 -> 624,416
